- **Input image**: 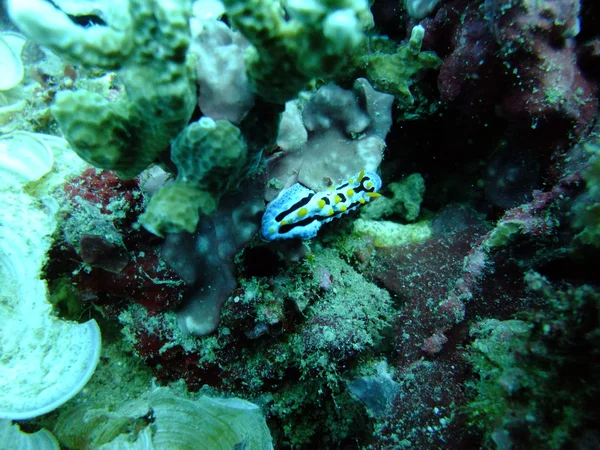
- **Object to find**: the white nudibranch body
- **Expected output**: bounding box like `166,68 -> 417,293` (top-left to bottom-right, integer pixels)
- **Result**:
261,170 -> 382,241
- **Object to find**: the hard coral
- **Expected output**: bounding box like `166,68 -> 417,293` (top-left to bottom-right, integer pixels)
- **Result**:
8,0 -> 197,178
118,246 -> 393,447
222,0 -> 371,103
140,117 -> 248,236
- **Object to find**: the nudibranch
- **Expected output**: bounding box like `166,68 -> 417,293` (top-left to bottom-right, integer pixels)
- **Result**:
261,170 -> 382,241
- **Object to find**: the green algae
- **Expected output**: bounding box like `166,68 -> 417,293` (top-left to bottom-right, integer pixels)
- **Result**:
572,133 -> 600,248
361,173 -> 426,222
349,25 -> 442,118
118,245 -> 393,447
466,272 -> 600,449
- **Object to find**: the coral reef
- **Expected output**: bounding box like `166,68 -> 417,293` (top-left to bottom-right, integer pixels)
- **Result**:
467,272 -> 600,449
424,0 -> 598,138
139,117 -> 249,235
0,420 -> 58,449
7,0 -> 197,178
55,385 -> 274,449
352,25 -> 442,113
46,167 -> 183,318
116,246 -> 393,446
0,31 -> 26,90
571,126 -> 600,247
2,0 -> 600,448
163,183 -> 264,335
361,172 -> 425,221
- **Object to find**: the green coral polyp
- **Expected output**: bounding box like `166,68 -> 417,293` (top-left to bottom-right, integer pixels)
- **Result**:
140,180 -> 216,237
173,117 -> 248,190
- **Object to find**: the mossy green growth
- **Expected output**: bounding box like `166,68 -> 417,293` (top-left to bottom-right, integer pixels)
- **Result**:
222,0 -> 371,103
361,173 -> 425,221
353,25 -> 442,112
572,132 -> 600,247
139,180 -> 216,236
210,247 -> 392,446
139,117 -> 248,236
485,220 -> 525,249
116,246 -> 390,446
22,0 -> 198,178
466,271 -> 600,449
46,277 -> 87,321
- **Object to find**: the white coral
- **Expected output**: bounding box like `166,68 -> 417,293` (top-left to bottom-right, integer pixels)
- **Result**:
0,32 -> 26,91
0,133 -> 101,420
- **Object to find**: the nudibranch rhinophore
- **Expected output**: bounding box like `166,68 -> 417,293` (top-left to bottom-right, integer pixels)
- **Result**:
261,170 -> 382,241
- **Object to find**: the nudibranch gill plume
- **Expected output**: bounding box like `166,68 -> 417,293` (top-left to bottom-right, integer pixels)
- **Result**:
261,170 -> 382,241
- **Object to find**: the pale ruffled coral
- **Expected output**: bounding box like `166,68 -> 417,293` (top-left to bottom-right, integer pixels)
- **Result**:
0,133 -> 101,421
53,385 -> 273,449
0,420 -> 59,450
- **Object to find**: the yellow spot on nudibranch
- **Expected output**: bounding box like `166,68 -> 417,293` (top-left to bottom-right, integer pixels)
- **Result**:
334,195 -> 342,204
339,205 -> 347,212
269,228 -> 275,233
328,185 -> 335,191
298,207 -> 308,217
280,219 -> 287,226
347,189 -> 354,197
359,198 -> 366,204
328,208 -> 334,216
318,199 -> 326,209
366,192 -> 381,199
358,170 -> 365,182
349,178 -> 354,184
366,181 -> 373,188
